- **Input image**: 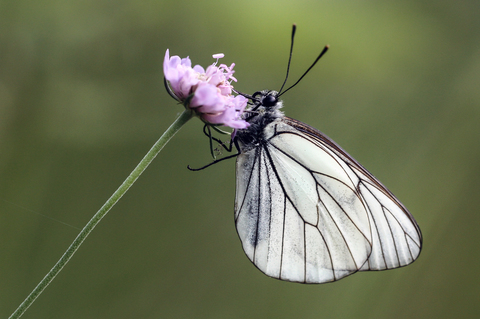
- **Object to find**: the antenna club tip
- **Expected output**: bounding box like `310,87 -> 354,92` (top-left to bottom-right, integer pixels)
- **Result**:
325,44 -> 330,49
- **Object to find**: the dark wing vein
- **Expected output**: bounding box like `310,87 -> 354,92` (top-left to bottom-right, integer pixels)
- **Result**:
283,117 -> 422,246
261,144 -> 308,281
235,147 -> 260,223
264,134 -> 369,279
359,193 -> 388,269
252,148 -> 262,259
268,139 -> 372,247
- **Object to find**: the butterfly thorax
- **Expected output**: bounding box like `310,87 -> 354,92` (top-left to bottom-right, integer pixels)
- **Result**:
235,90 -> 285,150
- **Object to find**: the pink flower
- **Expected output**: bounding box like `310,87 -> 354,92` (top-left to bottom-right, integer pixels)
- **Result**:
164,49 -> 249,129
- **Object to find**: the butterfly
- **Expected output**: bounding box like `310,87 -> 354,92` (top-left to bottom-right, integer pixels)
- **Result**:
191,25 -> 422,283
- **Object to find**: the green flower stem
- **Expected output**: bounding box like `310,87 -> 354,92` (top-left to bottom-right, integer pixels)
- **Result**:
9,109 -> 194,319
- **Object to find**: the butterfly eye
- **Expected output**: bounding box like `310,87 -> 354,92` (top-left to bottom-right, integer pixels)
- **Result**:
262,94 -> 278,107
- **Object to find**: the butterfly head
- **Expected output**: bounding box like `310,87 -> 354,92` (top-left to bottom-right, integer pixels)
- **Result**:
248,90 -> 284,116
255,91 -> 279,108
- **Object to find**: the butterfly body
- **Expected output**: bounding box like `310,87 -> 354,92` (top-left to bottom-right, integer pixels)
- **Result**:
233,90 -> 422,283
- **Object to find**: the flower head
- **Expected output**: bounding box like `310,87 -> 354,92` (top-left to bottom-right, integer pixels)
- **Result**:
164,49 -> 249,129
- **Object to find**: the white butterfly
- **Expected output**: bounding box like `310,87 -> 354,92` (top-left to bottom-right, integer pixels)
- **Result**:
233,90 -> 422,283
191,26 -> 422,283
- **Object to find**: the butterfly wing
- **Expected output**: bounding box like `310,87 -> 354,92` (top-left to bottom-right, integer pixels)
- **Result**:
234,117 -> 422,283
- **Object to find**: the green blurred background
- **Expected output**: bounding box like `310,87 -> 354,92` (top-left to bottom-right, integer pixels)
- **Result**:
1,0 -> 479,318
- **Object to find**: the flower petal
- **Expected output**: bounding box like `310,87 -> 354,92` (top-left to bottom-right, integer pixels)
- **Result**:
190,84 -> 222,111
163,49 -> 249,129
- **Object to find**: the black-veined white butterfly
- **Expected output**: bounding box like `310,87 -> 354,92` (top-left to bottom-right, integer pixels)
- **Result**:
192,25 -> 422,283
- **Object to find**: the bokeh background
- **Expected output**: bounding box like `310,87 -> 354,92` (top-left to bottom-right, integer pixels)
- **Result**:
1,0 -> 479,318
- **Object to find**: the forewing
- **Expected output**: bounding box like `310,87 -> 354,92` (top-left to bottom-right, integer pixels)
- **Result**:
282,117 -> 423,272
235,120 -> 374,283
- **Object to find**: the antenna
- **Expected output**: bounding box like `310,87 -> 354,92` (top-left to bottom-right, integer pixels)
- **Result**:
278,24 -> 297,95
278,44 -> 329,98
